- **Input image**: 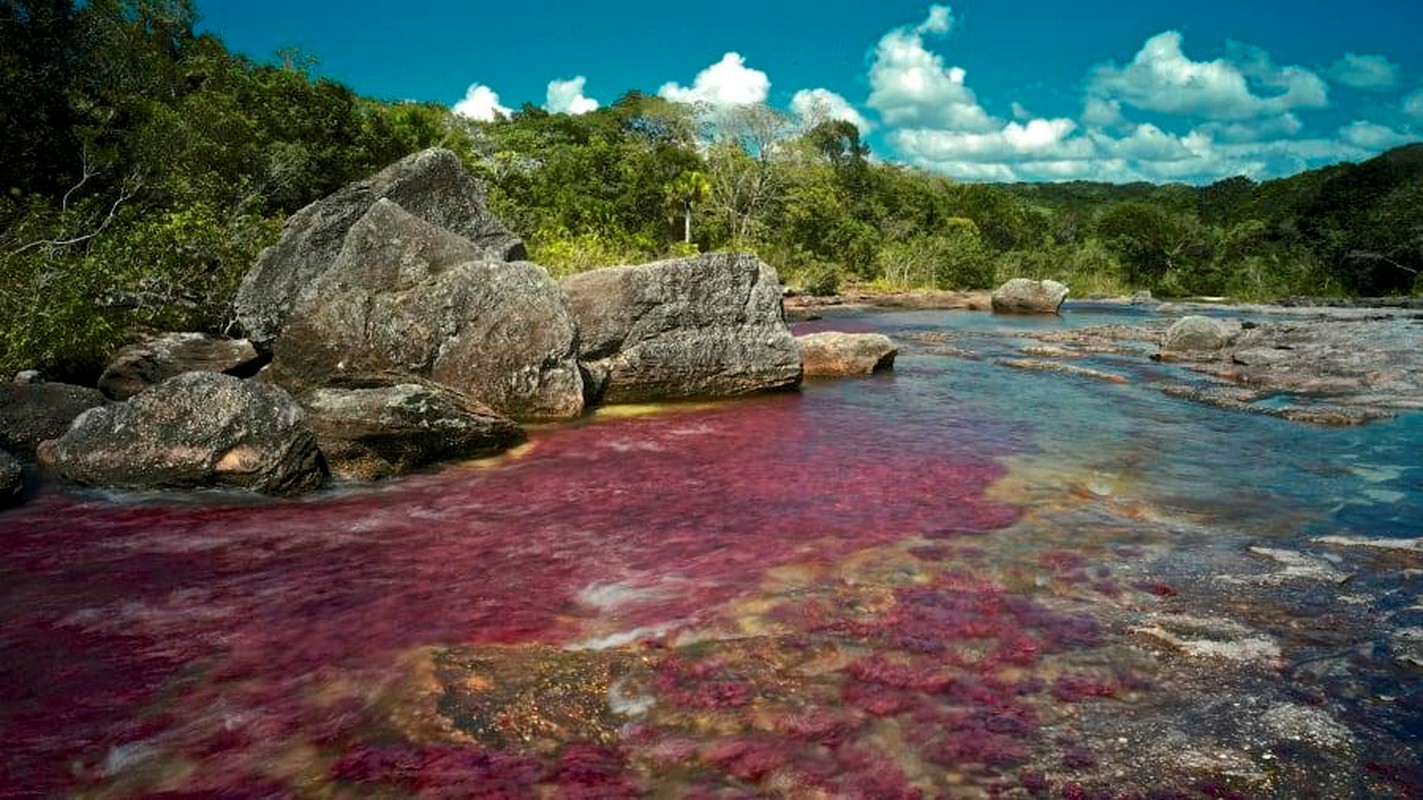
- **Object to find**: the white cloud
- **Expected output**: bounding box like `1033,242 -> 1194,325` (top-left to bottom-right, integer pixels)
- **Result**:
545,76 -> 599,115
1338,120 -> 1413,150
791,88 -> 872,133
1327,53 -> 1402,92
453,83 -> 509,122
1197,113 -> 1304,144
1087,32 -> 1327,120
658,52 -> 769,108
1404,89 -> 1423,121
867,5 -> 993,132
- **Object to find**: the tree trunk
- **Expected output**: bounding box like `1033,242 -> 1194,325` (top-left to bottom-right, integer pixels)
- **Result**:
683,203 -> 692,243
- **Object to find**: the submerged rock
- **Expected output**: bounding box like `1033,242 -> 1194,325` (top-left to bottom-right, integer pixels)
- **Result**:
0,382 -> 106,458
1163,315 -> 1230,352
98,333 -> 263,400
235,148 -> 525,346
797,332 -> 897,377
47,372 -> 325,495
269,199 -> 583,421
0,449 -> 21,507
301,384 -> 525,481
561,253 -> 801,404
990,278 -> 1069,314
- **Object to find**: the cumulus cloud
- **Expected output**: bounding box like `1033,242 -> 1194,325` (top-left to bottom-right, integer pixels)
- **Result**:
1327,53 -> 1402,91
791,88 -> 872,133
867,5 -> 993,132
545,76 -> 600,115
1087,32 -> 1327,120
1338,120 -> 1413,150
658,52 -> 769,107
453,83 -> 509,122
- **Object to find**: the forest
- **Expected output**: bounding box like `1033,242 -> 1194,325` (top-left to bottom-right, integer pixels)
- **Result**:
3,0 -> 1421,380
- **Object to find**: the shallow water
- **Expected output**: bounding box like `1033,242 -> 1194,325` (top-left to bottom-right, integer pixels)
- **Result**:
2,304 -> 1420,798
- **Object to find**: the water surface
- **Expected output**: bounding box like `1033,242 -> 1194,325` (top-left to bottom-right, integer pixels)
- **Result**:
2,304 -> 1419,797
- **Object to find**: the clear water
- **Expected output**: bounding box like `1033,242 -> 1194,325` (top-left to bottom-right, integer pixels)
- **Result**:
1,304 -> 1419,798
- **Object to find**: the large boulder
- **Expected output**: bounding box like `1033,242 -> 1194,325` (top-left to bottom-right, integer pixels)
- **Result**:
267,199 -> 583,421
0,449 -> 21,507
98,333 -> 263,400
797,332 -> 898,377
0,382 -> 106,458
235,148 -> 525,346
991,278 -> 1070,314
560,253 -> 802,404
301,384 -> 525,481
45,372 -> 325,495
1163,315 -> 1230,352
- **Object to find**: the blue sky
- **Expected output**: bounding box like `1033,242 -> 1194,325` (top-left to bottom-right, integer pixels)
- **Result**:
195,0 -> 1423,184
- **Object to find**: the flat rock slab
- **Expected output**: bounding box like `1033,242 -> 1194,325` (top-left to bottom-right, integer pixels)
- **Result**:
0,382 -> 107,458
99,333 -> 262,400
46,372 -> 325,495
301,384 -> 525,481
1019,310 -> 1423,426
235,148 -> 525,346
268,199 -> 583,421
797,332 -> 897,377
562,253 -> 801,404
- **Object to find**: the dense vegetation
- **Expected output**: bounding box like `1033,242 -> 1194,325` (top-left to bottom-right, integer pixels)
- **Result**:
3,0 -> 1420,380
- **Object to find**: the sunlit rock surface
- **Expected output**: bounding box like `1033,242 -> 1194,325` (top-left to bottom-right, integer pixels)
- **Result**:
268,199 -> 584,420
562,253 -> 802,404
46,372 -> 325,495
98,333 -> 262,401
797,331 -> 897,377
991,278 -> 1069,314
235,147 -> 524,346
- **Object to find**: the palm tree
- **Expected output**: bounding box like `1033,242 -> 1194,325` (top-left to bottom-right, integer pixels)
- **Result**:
665,170 -> 711,244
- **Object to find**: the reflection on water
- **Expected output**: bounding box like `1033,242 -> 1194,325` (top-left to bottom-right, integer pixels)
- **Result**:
1,304 -> 1420,797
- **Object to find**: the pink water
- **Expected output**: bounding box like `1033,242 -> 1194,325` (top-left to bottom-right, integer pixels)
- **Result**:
1,389 -> 1026,796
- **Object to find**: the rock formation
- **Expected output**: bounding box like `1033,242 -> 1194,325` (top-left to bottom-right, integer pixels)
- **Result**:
98,333 -> 263,400
235,148 -> 525,346
266,199 -> 583,420
797,332 -> 898,377
46,372 -> 325,495
561,253 -> 801,404
991,279 -> 1070,314
300,384 -> 525,480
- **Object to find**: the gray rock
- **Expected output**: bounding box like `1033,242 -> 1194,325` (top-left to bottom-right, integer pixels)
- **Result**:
235,148 -> 525,346
561,253 -> 802,404
0,382 -> 106,458
991,278 -> 1070,314
301,384 -> 525,481
268,199 -> 583,421
98,333 -> 263,400
797,332 -> 897,377
1163,315 -> 1230,352
0,449 -> 21,507
46,372 -> 325,495
13,370 -> 42,384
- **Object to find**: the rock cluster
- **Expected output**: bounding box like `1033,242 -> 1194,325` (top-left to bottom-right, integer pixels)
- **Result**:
2,149 -> 823,503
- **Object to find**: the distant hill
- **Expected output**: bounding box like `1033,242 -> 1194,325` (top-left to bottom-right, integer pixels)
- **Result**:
1002,143 -> 1423,295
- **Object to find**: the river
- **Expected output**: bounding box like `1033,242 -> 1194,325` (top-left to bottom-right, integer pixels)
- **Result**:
2,303 -> 1419,797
